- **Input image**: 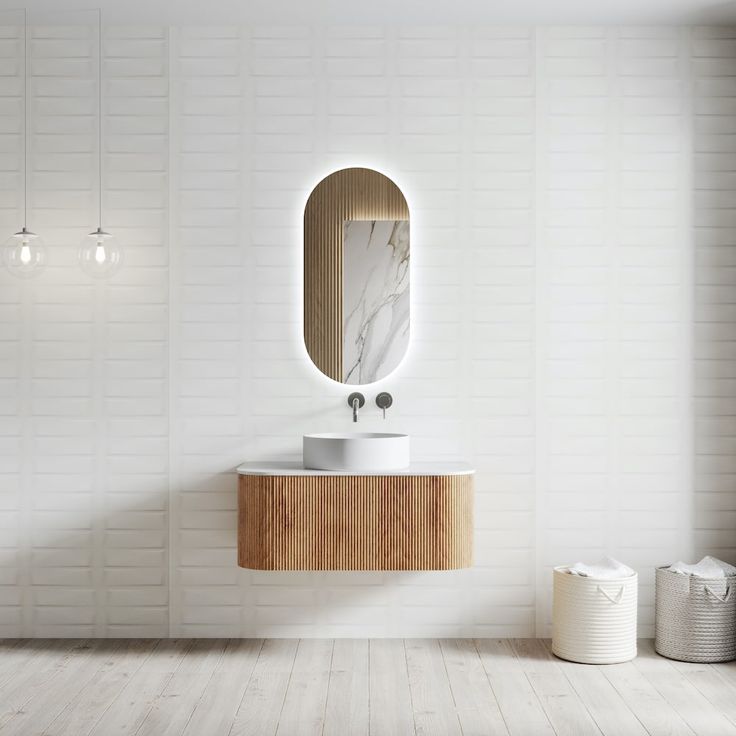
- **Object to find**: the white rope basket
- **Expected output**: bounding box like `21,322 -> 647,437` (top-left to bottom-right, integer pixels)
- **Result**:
655,566 -> 736,663
552,566 -> 638,664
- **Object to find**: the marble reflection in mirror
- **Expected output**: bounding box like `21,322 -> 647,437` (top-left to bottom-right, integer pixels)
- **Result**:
343,220 -> 410,384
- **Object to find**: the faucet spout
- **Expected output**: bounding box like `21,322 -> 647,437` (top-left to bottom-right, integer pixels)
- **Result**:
347,392 -> 365,423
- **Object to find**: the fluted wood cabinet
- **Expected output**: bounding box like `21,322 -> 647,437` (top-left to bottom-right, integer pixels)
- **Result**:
238,471 -> 473,571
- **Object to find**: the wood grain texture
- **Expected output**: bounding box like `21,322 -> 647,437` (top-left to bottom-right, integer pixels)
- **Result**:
303,167 -> 410,382
238,474 -> 473,570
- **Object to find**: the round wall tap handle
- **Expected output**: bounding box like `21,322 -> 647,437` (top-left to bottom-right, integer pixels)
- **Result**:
376,392 -> 393,419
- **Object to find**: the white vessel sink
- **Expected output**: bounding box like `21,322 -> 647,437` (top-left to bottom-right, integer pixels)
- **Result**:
303,432 -> 410,472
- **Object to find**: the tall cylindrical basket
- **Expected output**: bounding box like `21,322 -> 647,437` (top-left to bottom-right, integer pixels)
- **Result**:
655,566 -> 736,663
552,566 -> 638,664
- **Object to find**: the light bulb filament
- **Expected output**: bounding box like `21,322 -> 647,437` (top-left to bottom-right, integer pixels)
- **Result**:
95,243 -> 107,264
20,243 -> 31,265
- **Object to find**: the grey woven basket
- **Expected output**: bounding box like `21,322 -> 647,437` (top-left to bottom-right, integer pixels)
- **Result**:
655,566 -> 736,663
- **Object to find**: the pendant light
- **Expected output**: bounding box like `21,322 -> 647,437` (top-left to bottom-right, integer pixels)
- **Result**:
3,9 -> 46,279
79,9 -> 122,278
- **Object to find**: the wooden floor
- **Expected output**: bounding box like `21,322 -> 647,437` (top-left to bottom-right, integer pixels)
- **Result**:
1,639 -> 735,736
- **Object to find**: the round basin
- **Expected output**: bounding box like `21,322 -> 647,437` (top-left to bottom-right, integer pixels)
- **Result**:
303,432 -> 410,472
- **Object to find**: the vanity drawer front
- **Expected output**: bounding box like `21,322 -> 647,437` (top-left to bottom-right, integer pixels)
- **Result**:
238,474 -> 473,571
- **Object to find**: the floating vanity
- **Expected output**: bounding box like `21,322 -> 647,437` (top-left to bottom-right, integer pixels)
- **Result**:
237,461 -> 474,571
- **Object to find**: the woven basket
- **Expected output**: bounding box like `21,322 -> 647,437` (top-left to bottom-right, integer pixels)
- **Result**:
655,566 -> 736,663
552,566 -> 638,664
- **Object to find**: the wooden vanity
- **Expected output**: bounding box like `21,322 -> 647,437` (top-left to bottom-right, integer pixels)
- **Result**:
237,462 -> 474,571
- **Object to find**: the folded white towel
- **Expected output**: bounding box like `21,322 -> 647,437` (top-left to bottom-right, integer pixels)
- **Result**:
567,556 -> 635,580
668,556 -> 736,578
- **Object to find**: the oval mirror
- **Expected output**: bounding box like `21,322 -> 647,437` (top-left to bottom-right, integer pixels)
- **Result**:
304,168 -> 410,384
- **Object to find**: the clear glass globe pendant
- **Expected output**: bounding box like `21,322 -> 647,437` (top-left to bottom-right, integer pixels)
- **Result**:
3,227 -> 46,279
79,227 -> 122,278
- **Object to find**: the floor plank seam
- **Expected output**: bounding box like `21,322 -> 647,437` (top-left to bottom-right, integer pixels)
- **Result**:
274,638 -> 302,736
367,639 -> 372,736
320,639 -> 336,736
402,639 -> 419,736
209,638 -> 252,736
438,639 -> 470,736
470,639 -> 513,736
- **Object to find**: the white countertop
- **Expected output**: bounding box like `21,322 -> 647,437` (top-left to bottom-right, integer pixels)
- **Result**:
237,461 -> 475,477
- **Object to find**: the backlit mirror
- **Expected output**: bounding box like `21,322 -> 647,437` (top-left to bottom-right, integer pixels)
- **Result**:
304,168 -> 410,384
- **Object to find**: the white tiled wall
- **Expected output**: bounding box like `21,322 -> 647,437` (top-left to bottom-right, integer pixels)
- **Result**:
694,27 -> 736,572
535,27 -> 695,635
0,22 -> 733,638
0,21 -> 169,637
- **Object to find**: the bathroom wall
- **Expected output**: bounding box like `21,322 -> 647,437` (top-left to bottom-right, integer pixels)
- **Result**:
0,22 -> 734,637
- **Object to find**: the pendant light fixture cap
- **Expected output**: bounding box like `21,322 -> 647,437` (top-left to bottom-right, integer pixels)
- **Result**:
88,226 -> 112,239
14,226 -> 39,239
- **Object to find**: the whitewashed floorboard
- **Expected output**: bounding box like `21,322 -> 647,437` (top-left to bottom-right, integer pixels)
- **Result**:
369,639 -> 415,736
324,639 -> 369,736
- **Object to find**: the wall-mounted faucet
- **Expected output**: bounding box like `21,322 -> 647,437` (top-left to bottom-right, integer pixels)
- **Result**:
376,392 -> 393,419
348,392 -> 365,422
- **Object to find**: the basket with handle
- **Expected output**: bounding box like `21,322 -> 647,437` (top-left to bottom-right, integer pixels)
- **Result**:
552,566 -> 638,664
655,566 -> 736,663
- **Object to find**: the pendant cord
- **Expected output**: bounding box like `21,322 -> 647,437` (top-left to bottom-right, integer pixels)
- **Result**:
97,8 -> 102,230
23,8 -> 27,231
